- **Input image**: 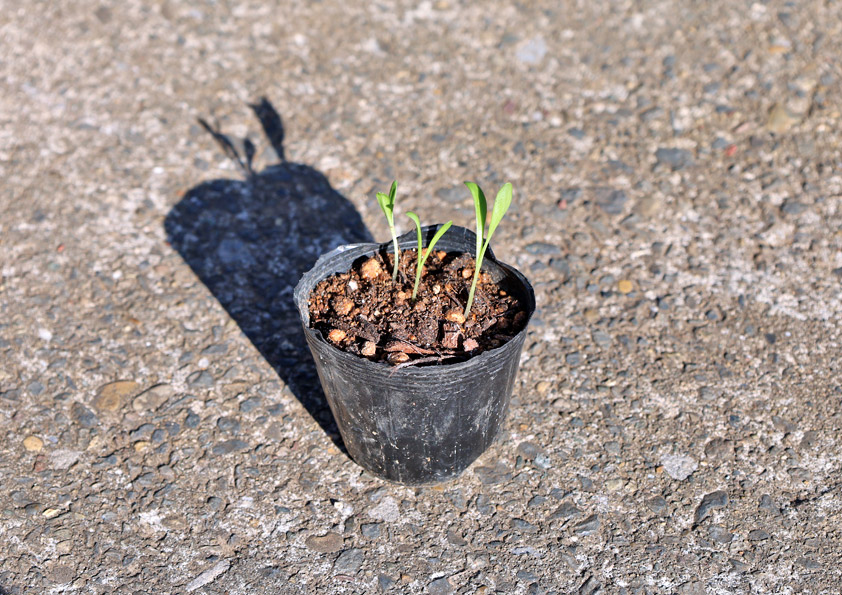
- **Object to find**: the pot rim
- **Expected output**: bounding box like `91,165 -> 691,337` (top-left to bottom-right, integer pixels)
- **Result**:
294,224 -> 536,376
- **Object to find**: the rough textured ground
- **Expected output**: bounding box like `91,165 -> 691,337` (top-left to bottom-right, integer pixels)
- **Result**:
2,0 -> 841,593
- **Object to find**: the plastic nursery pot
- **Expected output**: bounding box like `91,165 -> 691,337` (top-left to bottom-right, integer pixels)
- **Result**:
293,224 -> 535,485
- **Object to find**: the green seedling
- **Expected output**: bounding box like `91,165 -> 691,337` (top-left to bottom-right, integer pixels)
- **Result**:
463,181 -> 513,319
406,213 -> 453,301
376,181 -> 400,282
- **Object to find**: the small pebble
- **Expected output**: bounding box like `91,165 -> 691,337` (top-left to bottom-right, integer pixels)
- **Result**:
445,309 -> 466,324
333,548 -> 364,574
305,532 -> 344,553
23,435 -> 44,452
361,341 -> 377,357
618,280 -> 633,294
328,329 -> 346,343
331,297 -> 354,316
387,352 -> 410,365
360,258 -> 382,280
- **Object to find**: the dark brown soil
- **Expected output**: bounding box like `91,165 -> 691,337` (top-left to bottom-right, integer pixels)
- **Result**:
307,249 -> 528,366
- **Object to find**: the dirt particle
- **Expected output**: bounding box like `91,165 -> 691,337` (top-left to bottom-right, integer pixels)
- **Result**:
387,352 -> 410,365
328,329 -> 347,343
331,297 -> 354,316
361,341 -> 377,357
445,309 -> 466,324
360,257 -> 382,280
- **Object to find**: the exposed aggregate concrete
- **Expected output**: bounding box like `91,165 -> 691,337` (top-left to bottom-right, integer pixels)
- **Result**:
1,0 -> 842,593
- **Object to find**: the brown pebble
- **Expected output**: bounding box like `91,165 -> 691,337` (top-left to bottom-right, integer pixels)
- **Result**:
463,338 -> 479,351
23,435 -> 43,452
331,296 -> 354,316
361,341 -> 377,357
305,532 -> 344,553
445,309 -> 466,324
328,329 -> 347,343
387,352 -> 410,365
435,250 -> 447,260
461,268 -> 474,279
360,257 -> 382,280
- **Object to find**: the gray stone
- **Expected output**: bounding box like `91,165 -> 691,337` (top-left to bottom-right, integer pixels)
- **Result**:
655,147 -> 694,170
573,514 -> 599,535
516,36 -> 547,65
187,371 -> 214,387
758,494 -> 780,515
660,453 -> 698,481
694,491 -> 728,524
239,397 -> 261,413
781,200 -> 807,215
130,423 -> 155,440
216,416 -> 240,434
525,242 -> 561,255
646,496 -> 667,514
707,525 -> 733,543
368,497 -> 400,522
435,187 -> 464,203
446,530 -> 467,546
333,548 -> 364,574
516,441 -> 540,460
378,574 -> 396,591
473,464 -> 512,485
594,188 -> 628,214
512,518 -> 538,533
185,560 -> 230,592
211,440 -> 249,455
427,577 -> 453,595
71,402 -> 98,428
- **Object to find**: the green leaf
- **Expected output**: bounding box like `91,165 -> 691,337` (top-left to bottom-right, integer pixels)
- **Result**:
464,181 -> 486,257
406,212 -> 423,300
486,182 -> 512,241
406,211 -> 423,256
425,220 -> 453,257
376,192 -> 393,224
388,180 -> 397,205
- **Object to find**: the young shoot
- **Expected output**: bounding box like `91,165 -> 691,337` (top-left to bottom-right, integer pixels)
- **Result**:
463,182 -> 513,319
405,214 -> 453,301
376,181 -> 400,282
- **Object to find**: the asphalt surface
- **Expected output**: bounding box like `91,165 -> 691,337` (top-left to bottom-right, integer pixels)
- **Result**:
1,0 -> 841,593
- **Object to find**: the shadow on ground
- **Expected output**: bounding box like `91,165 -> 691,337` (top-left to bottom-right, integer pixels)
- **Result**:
165,99 -> 372,450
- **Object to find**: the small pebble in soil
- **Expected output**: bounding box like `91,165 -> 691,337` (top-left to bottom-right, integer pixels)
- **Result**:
360,258 -> 382,280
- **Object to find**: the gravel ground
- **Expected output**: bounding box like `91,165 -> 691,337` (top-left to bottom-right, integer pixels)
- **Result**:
2,0 -> 842,593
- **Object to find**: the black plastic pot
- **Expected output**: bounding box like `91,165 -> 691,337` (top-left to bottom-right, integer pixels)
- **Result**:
293,225 -> 535,485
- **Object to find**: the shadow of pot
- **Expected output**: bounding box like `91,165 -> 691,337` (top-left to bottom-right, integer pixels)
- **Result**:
294,225 -> 535,485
